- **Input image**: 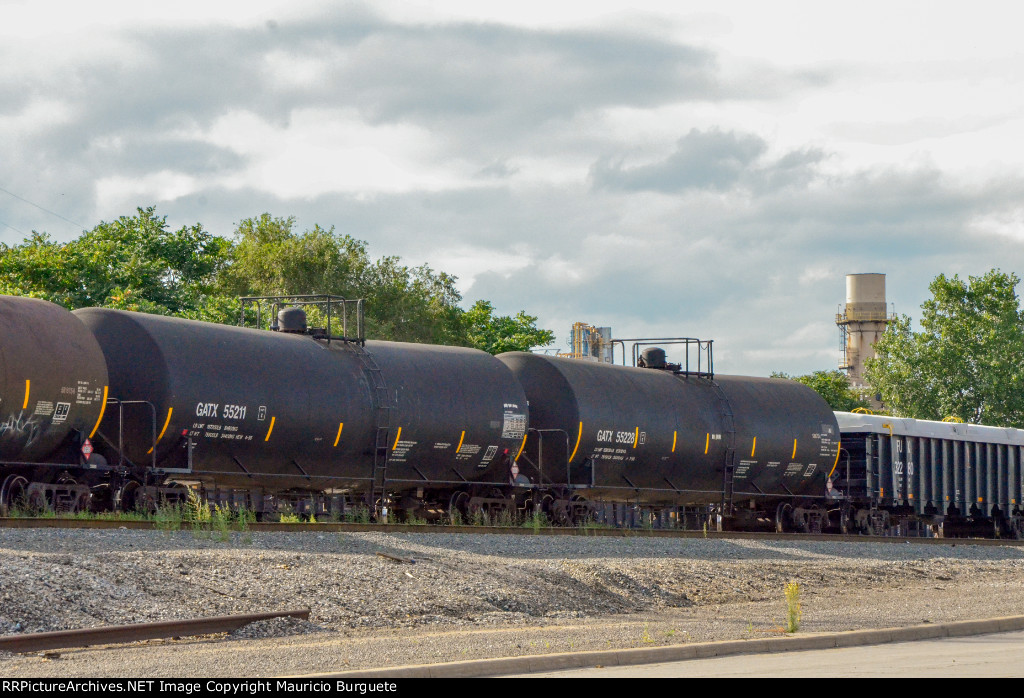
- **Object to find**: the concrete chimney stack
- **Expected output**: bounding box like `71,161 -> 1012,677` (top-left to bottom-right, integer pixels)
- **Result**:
836,273 -> 892,402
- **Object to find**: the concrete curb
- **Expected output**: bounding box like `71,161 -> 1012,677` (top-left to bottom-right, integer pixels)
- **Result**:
301,615 -> 1024,678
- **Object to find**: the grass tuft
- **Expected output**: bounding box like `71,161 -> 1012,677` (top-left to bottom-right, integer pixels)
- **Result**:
524,510 -> 549,533
784,580 -> 801,633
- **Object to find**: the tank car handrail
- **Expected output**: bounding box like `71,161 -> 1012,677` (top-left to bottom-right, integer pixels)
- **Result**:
102,398 -> 158,473
525,428 -> 571,488
238,294 -> 365,345
609,337 -> 714,378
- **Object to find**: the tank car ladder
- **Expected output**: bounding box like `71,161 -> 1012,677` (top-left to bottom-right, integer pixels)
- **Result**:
709,380 -> 737,518
349,344 -> 394,519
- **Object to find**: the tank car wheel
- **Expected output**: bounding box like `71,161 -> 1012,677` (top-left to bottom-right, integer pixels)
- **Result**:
114,481 -> 156,514
26,487 -> 48,514
537,493 -> 554,516
775,503 -> 793,533
78,491 -> 94,514
55,474 -> 79,514
551,498 -> 574,526
572,494 -> 594,527
448,491 -> 469,525
0,475 -> 29,516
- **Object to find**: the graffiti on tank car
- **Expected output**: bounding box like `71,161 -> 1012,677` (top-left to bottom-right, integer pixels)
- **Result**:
0,411 -> 42,446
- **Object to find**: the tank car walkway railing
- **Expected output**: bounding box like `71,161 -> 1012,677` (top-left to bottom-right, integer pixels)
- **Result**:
238,294 -> 365,344
610,337 -> 714,378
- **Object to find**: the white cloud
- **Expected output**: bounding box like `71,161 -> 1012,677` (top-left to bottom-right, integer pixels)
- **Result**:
970,207 -> 1024,243
95,172 -> 200,212
0,98 -> 73,136
3,1 -> 1024,379
196,109 -> 461,196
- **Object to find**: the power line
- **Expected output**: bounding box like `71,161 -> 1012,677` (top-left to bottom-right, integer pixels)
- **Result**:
0,185 -> 86,230
0,218 -> 26,235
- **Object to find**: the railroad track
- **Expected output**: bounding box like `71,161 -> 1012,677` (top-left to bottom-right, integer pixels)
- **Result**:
1,516 -> 1021,545
0,609 -> 310,654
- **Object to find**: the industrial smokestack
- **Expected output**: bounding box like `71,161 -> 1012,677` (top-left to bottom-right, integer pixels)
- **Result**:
836,273 -> 892,404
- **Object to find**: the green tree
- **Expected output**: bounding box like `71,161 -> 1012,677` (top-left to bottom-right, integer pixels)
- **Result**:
0,231 -> 79,303
0,209 -> 553,351
865,269 -> 1024,426
217,214 -> 368,298
0,207 -> 230,315
219,213 -> 470,344
771,370 -> 871,412
464,299 -> 555,354
362,258 -> 468,344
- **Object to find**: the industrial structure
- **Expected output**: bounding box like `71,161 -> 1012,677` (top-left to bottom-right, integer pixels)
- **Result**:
557,322 -> 613,363
836,273 -> 894,404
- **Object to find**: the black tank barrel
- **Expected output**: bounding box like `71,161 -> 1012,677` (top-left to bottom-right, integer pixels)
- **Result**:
0,296 -> 108,463
74,308 -> 528,490
497,352 -> 839,505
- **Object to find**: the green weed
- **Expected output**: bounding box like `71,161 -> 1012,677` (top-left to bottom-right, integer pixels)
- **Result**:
212,504 -> 232,542
784,581 -> 801,633
153,503 -> 183,532
496,507 -> 517,528
524,510 -> 549,533
471,508 -> 489,527
345,506 -> 371,524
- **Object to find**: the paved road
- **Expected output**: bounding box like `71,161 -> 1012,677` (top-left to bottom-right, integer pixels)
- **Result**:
509,630 -> 1024,677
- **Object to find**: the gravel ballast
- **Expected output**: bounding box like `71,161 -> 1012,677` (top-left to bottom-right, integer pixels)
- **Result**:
1,528 -> 1024,676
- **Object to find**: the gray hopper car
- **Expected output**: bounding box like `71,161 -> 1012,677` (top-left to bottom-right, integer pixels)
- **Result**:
834,412 -> 1024,536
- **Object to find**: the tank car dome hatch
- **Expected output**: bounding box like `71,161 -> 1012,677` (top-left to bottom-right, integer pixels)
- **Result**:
637,347 -> 680,371
276,307 -> 308,334
639,347 -> 666,368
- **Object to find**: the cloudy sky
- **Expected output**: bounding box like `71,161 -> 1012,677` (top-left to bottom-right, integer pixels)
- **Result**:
3,1 -> 1023,376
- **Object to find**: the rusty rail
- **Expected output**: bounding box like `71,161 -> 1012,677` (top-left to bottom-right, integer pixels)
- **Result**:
0,517 -> 1021,545
0,609 -> 310,654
